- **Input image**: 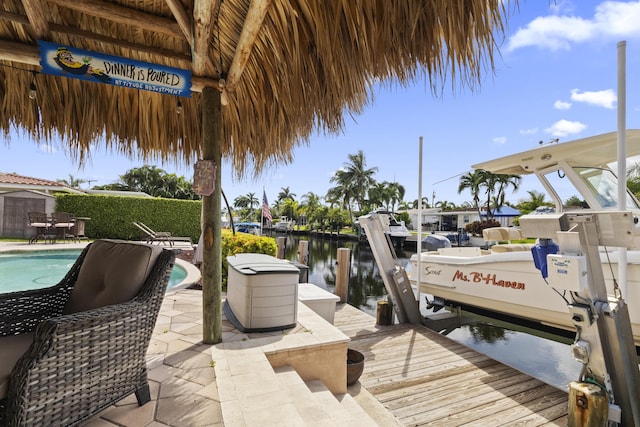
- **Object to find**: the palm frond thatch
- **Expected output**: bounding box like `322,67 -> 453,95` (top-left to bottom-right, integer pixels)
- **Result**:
0,0 -> 515,175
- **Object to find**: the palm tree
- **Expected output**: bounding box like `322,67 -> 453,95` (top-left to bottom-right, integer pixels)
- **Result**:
246,192 -> 259,220
328,169 -> 357,221
435,200 -> 456,211
57,174 -> 85,188
458,170 -> 485,218
517,190 -> 550,214
493,174 -> 521,215
331,150 -> 378,212
388,181 -> 405,212
277,186 -> 296,202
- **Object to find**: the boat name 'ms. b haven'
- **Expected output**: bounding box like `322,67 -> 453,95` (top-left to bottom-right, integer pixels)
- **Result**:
452,270 -> 526,289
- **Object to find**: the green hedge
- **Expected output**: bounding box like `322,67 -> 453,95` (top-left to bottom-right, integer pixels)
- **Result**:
55,194 -> 202,241
54,194 -> 278,290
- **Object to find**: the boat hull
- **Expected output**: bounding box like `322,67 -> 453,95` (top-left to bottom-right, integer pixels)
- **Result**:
410,249 -> 640,345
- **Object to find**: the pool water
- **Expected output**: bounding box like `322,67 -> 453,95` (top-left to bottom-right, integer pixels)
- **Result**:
0,250 -> 187,293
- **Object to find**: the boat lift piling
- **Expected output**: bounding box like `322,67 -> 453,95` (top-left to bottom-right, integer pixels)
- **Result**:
359,213 -> 422,325
520,211 -> 640,426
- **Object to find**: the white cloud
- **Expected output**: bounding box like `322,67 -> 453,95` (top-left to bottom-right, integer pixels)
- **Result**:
554,100 -> 572,110
570,88 -> 616,109
545,119 -> 587,137
493,136 -> 507,144
506,1 -> 640,52
519,128 -> 538,135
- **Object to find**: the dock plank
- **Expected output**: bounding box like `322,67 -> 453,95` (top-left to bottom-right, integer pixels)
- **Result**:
334,303 -> 568,426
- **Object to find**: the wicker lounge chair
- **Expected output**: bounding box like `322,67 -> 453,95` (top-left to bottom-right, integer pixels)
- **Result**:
133,221 -> 193,247
0,239 -> 176,426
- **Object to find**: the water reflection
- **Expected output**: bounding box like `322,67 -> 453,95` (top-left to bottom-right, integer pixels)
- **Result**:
272,232 -> 582,390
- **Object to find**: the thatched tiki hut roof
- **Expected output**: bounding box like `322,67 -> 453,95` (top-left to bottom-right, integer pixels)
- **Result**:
0,0 -> 516,343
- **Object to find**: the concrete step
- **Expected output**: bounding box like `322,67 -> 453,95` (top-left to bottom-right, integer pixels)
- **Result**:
274,366 -> 377,426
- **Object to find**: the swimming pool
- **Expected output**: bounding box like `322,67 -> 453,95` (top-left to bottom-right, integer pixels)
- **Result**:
0,250 -> 189,294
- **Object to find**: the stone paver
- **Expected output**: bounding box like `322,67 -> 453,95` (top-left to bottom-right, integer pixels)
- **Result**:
82,289 -> 371,426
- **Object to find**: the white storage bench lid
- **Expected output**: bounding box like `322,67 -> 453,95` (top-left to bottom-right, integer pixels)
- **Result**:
298,283 -> 340,303
227,253 -> 300,275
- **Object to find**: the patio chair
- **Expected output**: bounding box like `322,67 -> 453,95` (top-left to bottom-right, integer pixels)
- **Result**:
27,212 -> 51,244
51,211 -> 76,243
133,221 -> 193,247
0,239 -> 176,426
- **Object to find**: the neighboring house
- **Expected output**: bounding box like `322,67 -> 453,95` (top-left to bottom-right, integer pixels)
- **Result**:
414,206 -> 521,232
0,173 -> 83,238
480,205 -> 521,227
0,172 -> 150,238
403,208 -> 440,231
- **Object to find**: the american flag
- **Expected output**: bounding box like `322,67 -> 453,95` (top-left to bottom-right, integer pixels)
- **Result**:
262,190 -> 272,222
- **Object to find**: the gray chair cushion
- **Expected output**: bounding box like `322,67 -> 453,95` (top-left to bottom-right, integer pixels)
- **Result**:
63,239 -> 163,314
0,333 -> 34,399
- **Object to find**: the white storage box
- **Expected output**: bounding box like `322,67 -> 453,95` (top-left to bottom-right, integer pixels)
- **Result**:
297,283 -> 340,324
225,253 -> 300,332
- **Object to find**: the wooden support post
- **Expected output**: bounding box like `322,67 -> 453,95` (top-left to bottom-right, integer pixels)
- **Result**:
376,300 -> 393,325
201,86 -> 223,344
335,247 -> 351,303
276,236 -> 286,259
568,382 -> 608,427
297,240 -> 309,265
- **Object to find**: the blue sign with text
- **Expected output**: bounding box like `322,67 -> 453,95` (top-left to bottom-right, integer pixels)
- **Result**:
38,40 -> 192,97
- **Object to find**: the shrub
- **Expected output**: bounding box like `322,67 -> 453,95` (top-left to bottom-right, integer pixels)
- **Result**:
464,219 -> 501,236
221,229 -> 277,289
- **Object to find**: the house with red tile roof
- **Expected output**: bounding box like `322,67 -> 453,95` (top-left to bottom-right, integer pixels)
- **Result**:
0,172 -> 88,238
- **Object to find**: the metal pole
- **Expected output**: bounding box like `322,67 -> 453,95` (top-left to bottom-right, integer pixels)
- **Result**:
617,41 -> 628,299
417,136 -> 423,309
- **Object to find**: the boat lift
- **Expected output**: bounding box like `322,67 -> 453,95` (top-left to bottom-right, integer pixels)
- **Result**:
358,213 -> 423,325
520,211 -> 640,426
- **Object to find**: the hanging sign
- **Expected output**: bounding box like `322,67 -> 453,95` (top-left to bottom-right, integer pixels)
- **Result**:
193,160 -> 216,196
37,40 -> 192,97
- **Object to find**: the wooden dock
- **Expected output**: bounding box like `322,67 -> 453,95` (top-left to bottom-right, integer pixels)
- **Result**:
333,303 -> 569,426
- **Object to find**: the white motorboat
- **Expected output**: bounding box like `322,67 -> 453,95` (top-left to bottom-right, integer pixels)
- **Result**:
374,209 -> 412,249
410,130 -> 640,345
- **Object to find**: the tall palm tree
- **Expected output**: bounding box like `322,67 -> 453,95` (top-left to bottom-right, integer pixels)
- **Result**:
388,181 -> 405,212
331,150 -> 378,212
458,170 -> 485,218
328,169 -> 357,221
245,192 -> 259,220
493,174 -> 521,215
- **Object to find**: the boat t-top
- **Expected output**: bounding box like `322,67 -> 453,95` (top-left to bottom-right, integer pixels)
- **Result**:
409,130 -> 640,346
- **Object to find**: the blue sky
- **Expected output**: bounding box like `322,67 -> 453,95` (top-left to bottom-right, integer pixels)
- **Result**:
3,0 -> 640,207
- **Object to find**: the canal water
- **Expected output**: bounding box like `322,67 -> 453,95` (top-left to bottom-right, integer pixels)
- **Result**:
272,232 -> 582,391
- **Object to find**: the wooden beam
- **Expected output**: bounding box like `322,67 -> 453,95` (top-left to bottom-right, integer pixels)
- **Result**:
192,0 -> 217,76
47,0 -> 183,40
21,0 -> 50,39
0,10 -> 192,64
167,0 -> 219,79
165,0 -> 193,43
0,40 -> 40,66
0,40 -> 219,92
225,0 -> 272,92
52,23 -> 192,63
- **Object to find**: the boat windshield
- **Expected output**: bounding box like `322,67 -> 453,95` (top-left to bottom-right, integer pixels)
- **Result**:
540,165 -> 640,210
575,166 -> 640,209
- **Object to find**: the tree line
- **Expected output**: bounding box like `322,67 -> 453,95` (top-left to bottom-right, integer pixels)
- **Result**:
58,152 -> 640,231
